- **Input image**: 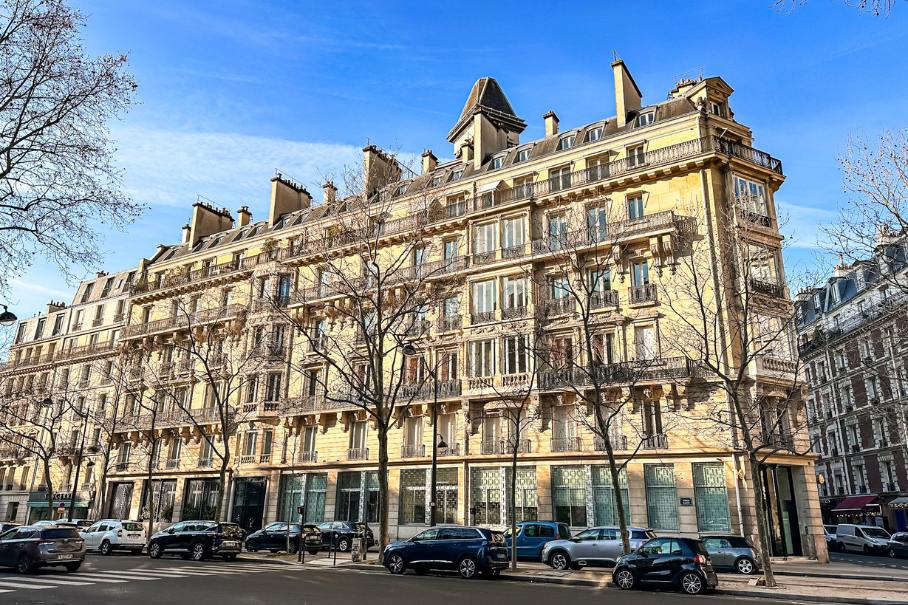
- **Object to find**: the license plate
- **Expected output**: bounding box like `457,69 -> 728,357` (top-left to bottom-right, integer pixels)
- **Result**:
128,534 -> 141,538
494,553 -> 506,559
222,541 -> 237,547
57,554 -> 74,560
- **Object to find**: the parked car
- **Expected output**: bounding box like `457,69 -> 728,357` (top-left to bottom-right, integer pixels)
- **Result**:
836,524 -> 891,554
613,536 -> 718,596
504,521 -> 571,560
244,522 -> 323,555
316,521 -> 374,552
148,520 -> 242,561
57,518 -> 94,529
0,524 -> 86,573
541,526 -> 656,570
701,535 -> 760,574
384,526 -> 509,579
824,524 -> 840,552
888,532 -> 908,558
80,520 -> 146,555
0,522 -> 20,534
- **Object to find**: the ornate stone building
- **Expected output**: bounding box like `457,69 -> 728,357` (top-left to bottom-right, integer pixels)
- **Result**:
0,60 -> 824,559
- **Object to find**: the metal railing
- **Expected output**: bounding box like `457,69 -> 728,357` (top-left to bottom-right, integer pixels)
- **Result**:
480,439 -> 531,455
551,436 -> 583,452
750,278 -> 784,298
539,357 -> 702,390
628,284 -> 658,304
594,434 -> 629,451
642,433 -> 669,449
347,447 -> 369,460
297,450 -> 318,463
590,290 -> 619,309
437,443 -> 461,457
130,254 -> 264,296
400,444 -> 425,458
123,304 -> 244,338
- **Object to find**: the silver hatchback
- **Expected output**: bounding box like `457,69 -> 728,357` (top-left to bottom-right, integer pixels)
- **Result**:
541,526 -> 656,570
701,535 -> 760,574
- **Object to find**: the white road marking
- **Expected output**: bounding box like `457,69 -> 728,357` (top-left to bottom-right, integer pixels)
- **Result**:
0,580 -> 57,589
4,576 -> 95,586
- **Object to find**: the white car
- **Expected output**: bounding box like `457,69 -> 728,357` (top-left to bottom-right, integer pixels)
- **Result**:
80,519 -> 147,555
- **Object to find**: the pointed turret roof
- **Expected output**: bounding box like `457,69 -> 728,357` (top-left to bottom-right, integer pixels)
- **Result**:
447,77 -> 526,142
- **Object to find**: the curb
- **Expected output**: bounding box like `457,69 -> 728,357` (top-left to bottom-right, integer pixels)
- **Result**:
775,569 -> 908,583
341,562 -> 907,603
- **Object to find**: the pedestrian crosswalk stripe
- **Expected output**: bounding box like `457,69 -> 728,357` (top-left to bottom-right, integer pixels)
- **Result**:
0,580 -> 57,589
90,571 -> 162,580
149,567 -> 243,575
57,574 -> 129,583
6,576 -> 95,586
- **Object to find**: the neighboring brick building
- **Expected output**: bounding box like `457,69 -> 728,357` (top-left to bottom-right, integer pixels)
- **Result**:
797,240 -> 908,530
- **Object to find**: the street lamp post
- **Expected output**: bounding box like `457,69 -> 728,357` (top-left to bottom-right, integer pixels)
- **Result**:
0,305 -> 18,326
402,343 -> 447,527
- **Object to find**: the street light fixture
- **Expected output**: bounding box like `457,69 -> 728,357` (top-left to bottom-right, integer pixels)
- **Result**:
0,305 -> 17,326
402,342 -> 450,526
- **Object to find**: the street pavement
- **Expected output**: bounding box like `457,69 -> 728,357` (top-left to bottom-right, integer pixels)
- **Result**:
830,550 -> 908,571
0,551 -> 808,605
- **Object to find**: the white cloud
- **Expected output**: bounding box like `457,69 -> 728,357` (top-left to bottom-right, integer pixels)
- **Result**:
775,199 -> 838,250
9,278 -> 70,299
112,126 -> 369,216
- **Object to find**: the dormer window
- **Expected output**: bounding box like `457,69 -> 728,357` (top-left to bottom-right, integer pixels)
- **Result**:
635,112 -> 655,127
515,148 -> 532,163
710,101 -> 726,118
585,126 -> 603,142
558,135 -> 576,151
490,156 -> 504,170
431,175 -> 443,187
394,183 -> 408,197
450,168 -> 463,182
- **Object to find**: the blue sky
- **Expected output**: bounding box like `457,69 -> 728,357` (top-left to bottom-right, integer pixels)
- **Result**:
9,0 -> 908,315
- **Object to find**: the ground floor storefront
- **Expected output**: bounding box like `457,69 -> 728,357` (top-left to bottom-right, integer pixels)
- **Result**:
102,453 -> 825,559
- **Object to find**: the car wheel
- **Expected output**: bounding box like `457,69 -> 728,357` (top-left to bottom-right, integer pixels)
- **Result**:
15,554 -> 35,574
190,541 -> 207,561
149,542 -> 163,559
735,557 -> 756,575
386,553 -> 405,575
64,562 -> 82,573
458,556 -> 478,579
99,540 -> 112,556
338,538 -> 350,552
245,545 -> 257,552
549,550 -> 571,571
613,568 -> 636,590
222,554 -> 237,562
287,541 -> 299,555
680,571 -> 706,595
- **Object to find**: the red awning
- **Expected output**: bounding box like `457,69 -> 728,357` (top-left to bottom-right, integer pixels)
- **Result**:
832,495 -> 879,512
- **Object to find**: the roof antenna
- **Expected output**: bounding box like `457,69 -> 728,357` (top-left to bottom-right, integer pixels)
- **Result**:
612,50 -> 620,62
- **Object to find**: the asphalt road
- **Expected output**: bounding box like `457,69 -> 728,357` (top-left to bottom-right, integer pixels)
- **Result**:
829,549 -> 908,570
0,552 -> 811,605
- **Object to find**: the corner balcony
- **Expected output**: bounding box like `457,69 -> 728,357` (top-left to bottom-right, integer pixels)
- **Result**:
750,278 -> 785,299
122,304 -> 244,340
751,354 -> 798,383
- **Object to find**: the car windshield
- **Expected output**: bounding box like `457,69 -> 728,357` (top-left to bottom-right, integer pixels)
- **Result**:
122,522 -> 144,532
631,530 -> 655,540
863,527 -> 890,539
41,528 -> 80,539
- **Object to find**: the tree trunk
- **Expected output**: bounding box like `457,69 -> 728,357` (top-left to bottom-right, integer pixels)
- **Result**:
594,406 -> 630,553
145,445 -> 156,544
94,459 -> 110,519
43,459 -> 55,520
216,461 -> 229,522
747,453 -> 777,587
377,427 -> 390,561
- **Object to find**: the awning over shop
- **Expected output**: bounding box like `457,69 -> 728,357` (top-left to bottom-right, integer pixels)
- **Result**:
832,495 -> 879,512
889,497 -> 908,510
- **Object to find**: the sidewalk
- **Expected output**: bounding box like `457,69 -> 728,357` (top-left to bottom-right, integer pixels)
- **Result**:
246,552 -> 908,603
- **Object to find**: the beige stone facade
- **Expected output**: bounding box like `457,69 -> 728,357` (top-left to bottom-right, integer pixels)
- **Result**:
0,60 -> 824,560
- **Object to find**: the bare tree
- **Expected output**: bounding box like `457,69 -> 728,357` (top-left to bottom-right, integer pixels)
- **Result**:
660,197 -> 808,587
269,158 -> 454,556
774,0 -> 900,15
0,367 -> 74,518
529,202 -> 676,554
0,0 -> 140,293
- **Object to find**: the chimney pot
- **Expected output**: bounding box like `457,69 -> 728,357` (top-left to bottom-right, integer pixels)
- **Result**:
543,110 -> 559,137
181,224 -> 191,244
237,206 -> 252,227
421,149 -> 438,175
323,180 -> 338,204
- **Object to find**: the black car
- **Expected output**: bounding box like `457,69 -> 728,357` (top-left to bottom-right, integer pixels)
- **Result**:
316,521 -> 374,552
0,525 -> 86,573
888,532 -> 908,558
613,536 -> 718,595
384,526 -> 509,579
245,522 -> 323,555
0,522 -> 20,534
148,520 -> 243,561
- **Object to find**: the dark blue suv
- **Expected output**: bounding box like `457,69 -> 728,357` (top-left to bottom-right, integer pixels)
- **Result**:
384,526 -> 509,578
504,521 -> 571,560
